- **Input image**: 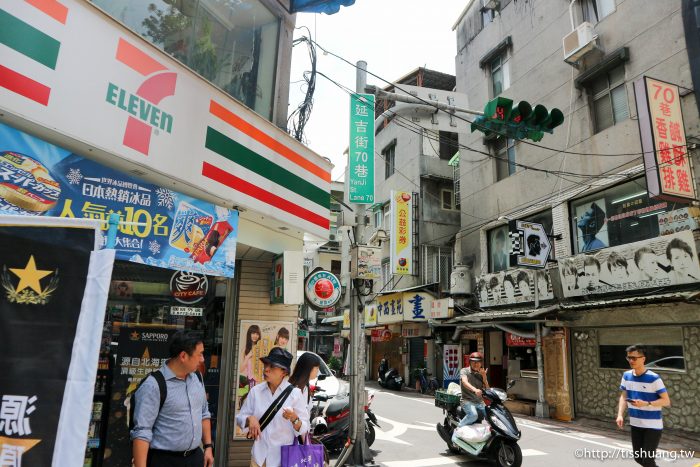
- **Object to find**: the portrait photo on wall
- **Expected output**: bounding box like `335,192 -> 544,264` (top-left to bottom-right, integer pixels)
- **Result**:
558,230 -> 700,298
477,269 -> 554,308
575,198 -> 609,253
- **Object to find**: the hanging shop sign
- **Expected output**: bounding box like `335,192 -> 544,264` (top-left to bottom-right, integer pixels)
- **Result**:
0,1 -> 331,239
634,76 -> 697,202
371,328 -> 393,343
0,219 -> 113,467
390,191 -> 414,275
506,332 -> 536,347
364,304 -> 378,327
657,207 -> 700,236
348,93 -> 375,204
402,292 -> 432,322
351,245 -> 381,279
0,123 -> 239,277
343,309 -> 350,329
508,220 -> 551,268
443,344 -> 461,382
304,269 -> 341,311
558,230 -> 700,298
477,268 -> 554,308
401,322 -> 430,337
430,298 -> 454,319
170,270 -> 208,305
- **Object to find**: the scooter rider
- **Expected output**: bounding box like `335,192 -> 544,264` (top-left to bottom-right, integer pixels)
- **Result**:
459,352 -> 490,426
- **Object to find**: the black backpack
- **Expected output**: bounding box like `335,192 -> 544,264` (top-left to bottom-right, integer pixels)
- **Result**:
128,370 -> 203,431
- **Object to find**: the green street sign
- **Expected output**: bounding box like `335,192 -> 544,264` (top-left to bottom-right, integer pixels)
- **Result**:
349,93 -> 375,204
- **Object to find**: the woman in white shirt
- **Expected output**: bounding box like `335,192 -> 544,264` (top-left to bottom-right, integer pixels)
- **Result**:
236,348 -> 309,467
287,352 -> 322,419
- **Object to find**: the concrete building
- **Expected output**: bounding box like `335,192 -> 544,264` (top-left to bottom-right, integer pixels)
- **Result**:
453,0 -> 700,435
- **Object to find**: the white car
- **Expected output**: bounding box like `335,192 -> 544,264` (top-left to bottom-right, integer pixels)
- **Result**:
296,351 -> 348,397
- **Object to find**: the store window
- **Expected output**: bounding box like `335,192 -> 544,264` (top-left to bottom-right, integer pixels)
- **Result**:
90,261 -> 228,465
598,327 -> 685,371
570,178 -> 688,254
590,65 -> 628,133
92,0 -> 280,120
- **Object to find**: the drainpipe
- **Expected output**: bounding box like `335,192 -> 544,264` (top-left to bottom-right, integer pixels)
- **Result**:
569,0 -> 577,30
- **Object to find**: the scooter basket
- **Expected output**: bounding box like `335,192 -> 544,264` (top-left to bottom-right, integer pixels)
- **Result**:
434,390 -> 460,410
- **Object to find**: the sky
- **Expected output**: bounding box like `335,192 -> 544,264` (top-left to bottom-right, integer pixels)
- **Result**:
288,1 -> 469,181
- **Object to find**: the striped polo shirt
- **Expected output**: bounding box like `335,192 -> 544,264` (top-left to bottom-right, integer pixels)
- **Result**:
619,369 -> 667,430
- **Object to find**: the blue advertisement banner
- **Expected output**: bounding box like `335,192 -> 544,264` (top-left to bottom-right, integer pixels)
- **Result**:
0,123 -> 238,277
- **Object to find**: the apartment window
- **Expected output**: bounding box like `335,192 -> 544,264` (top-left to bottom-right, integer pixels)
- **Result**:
494,137 -> 516,181
590,65 -> 629,133
423,246 -> 453,291
570,178 -> 687,254
582,0 -> 616,24
331,260 -> 341,276
441,189 -> 456,211
598,327 -> 685,371
481,3 -> 495,27
92,0 -> 280,121
490,55 -> 505,97
374,211 -> 382,228
383,143 -> 396,179
381,259 -> 393,290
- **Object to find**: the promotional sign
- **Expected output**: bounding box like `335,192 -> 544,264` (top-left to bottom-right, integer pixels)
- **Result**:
234,320 -> 294,438
558,230 -> 700,298
333,337 -> 343,358
506,332 -> 536,347
508,220 -> 551,268
376,292 -> 404,324
348,93 -> 375,204
430,298 -> 454,319
271,254 -> 285,304
351,245 -> 382,279
0,220 -> 114,467
390,191 -> 414,275
0,123 -> 239,277
371,328 -> 393,343
443,344 -> 461,382
657,207 -> 700,236
364,304 -> 378,327
635,76 -> 696,202
0,1 -> 331,239
477,269 -> 554,308
103,327 -> 176,467
401,323 -> 430,337
170,270 -> 208,305
343,309 -> 350,329
403,292 -> 432,322
304,269 -> 341,311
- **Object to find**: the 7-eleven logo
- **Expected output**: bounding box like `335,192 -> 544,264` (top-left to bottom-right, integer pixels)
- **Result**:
106,39 -> 177,156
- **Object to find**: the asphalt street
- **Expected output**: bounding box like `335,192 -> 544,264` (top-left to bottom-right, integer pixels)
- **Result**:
362,384 -> 698,467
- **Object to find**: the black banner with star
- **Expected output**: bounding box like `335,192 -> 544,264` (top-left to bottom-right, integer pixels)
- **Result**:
0,224 -> 95,465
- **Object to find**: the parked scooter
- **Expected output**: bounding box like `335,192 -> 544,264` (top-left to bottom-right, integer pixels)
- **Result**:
435,384 -> 522,467
377,358 -> 403,390
310,386 -> 378,453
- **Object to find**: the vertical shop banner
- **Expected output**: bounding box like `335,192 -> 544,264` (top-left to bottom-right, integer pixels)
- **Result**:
348,93 -> 375,204
635,76 -> 697,202
102,327 -> 176,467
0,123 -> 239,277
390,191 -> 413,275
443,345 -> 461,382
234,320 -> 295,439
0,219 -> 114,467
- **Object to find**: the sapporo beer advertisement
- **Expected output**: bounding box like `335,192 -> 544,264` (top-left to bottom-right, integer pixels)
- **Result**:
234,320 -> 295,438
0,123 -> 239,277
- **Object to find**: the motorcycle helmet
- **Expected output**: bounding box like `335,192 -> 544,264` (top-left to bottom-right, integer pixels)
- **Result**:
469,352 -> 483,362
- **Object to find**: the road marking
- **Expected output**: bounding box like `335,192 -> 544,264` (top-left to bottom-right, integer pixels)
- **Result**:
382,456 -> 459,467
375,390 -> 437,406
522,449 -> 547,456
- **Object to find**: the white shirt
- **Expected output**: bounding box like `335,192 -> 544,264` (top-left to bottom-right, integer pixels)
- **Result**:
236,380 -> 309,467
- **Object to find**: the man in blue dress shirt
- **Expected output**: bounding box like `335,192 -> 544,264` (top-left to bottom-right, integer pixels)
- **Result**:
131,331 -> 214,467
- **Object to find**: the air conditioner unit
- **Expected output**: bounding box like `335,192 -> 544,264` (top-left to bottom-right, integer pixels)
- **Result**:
563,22 -> 598,64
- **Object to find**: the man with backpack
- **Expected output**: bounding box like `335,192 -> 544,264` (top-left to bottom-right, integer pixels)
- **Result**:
131,331 -> 214,467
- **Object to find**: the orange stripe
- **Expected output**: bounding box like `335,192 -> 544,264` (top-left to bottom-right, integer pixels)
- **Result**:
209,100 -> 331,183
24,0 -> 68,24
116,38 -> 166,76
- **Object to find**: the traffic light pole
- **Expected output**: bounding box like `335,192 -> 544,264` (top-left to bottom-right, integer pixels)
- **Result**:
366,85 -> 484,116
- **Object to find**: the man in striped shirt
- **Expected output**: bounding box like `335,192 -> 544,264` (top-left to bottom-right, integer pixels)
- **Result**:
616,344 -> 671,467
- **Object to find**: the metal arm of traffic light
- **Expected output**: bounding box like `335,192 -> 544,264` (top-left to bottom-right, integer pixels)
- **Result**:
365,85 -> 484,116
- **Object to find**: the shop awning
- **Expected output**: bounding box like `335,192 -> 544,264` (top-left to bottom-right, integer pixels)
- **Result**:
375,282 -> 440,296
559,291 -> 700,310
290,0 -> 355,14
442,304 -> 559,324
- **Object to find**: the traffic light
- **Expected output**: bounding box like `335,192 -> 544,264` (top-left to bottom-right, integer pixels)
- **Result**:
471,97 -> 564,142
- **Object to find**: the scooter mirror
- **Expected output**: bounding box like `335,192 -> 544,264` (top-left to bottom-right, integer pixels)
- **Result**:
507,379 -> 516,390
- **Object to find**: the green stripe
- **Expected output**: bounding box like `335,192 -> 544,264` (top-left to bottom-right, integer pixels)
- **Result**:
205,127 -> 330,209
0,9 -> 60,69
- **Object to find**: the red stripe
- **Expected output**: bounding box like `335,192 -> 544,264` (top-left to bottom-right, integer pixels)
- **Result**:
25,0 -> 68,24
202,162 -> 329,230
116,38 -> 167,76
123,117 -> 151,155
0,64 -> 50,105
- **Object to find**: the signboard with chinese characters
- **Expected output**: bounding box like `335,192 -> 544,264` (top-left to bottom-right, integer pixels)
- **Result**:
0,220 -> 113,467
390,191 -> 414,275
364,304 -> 378,327
634,77 -> 696,202
506,332 -> 536,347
403,292 -> 432,322
558,230 -> 700,298
348,93 -> 375,203
401,322 -> 430,337
304,269 -> 341,311
376,292 -> 404,324
430,298 -> 454,319
0,123 -> 239,277
477,269 -> 554,308
508,220 -> 551,268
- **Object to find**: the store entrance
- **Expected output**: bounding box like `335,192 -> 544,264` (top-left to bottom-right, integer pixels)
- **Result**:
86,261 -> 228,467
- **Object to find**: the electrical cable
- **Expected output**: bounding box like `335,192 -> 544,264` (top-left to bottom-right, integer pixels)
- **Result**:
288,32 -> 317,143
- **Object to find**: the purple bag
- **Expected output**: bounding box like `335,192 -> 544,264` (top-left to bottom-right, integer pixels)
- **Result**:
281,435 -> 326,467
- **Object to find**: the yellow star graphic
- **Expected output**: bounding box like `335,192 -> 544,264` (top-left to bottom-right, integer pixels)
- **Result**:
9,255 -> 53,294
0,435 -> 41,455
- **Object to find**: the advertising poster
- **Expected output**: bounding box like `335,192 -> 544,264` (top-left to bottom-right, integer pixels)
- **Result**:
390,191 -> 413,275
364,304 -> 378,327
575,198 -> 609,253
0,221 -> 113,467
0,123 -> 239,277
477,269 -> 554,308
443,344 -> 461,383
102,327 -> 176,467
558,230 -> 700,298
234,320 -> 295,438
